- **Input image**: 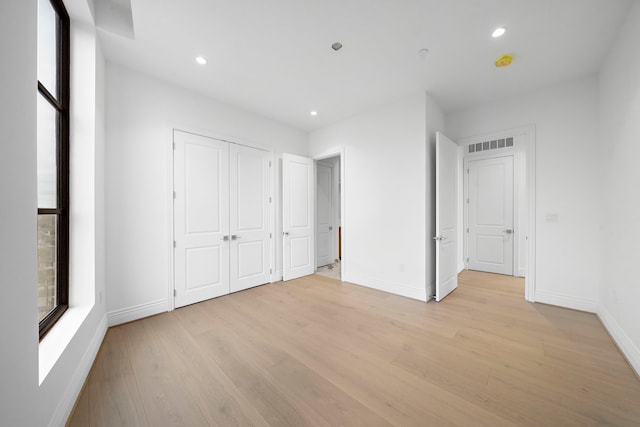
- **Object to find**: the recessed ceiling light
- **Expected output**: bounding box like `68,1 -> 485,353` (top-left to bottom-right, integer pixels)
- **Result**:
195,56 -> 208,65
310,111 -> 318,116
418,48 -> 430,59
331,42 -> 343,51
492,27 -> 506,38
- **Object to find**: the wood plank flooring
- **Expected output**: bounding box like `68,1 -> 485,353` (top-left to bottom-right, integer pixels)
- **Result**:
68,271 -> 640,426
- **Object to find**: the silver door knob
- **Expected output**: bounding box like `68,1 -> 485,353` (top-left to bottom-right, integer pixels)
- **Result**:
231,234 -> 240,240
283,231 -> 290,236
433,235 -> 445,241
221,235 -> 229,241
505,229 -> 513,234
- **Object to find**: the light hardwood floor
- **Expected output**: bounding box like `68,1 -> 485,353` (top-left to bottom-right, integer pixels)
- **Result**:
68,271 -> 640,426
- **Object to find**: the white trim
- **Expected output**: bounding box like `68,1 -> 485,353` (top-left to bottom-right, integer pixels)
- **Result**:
344,272 -> 428,302
107,299 -> 168,327
535,291 -> 597,313
167,124 -> 176,311
456,125 -> 536,301
48,315 -> 107,427
598,306 -> 640,377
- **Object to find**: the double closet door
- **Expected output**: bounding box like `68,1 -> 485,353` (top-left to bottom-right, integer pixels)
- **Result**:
173,130 -> 271,308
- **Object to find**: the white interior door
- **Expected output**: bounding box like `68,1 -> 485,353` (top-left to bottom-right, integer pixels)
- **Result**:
316,162 -> 333,267
467,156 -> 514,275
435,132 -> 458,302
174,131 -> 229,308
229,144 -> 271,292
283,153 -> 314,281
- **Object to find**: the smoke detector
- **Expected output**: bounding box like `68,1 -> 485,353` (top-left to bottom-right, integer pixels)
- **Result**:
495,54 -> 513,67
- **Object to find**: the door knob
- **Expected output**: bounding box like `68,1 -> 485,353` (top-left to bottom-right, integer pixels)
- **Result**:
231,234 -> 240,240
283,231 -> 290,236
221,235 -> 229,241
433,235 -> 445,241
505,229 -> 513,234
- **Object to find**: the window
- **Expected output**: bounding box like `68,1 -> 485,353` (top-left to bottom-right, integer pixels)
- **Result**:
37,0 -> 70,338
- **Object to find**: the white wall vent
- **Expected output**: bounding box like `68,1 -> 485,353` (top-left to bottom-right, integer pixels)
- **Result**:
468,137 -> 513,154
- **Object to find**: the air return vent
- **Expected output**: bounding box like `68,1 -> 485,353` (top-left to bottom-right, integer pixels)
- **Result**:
468,137 -> 513,154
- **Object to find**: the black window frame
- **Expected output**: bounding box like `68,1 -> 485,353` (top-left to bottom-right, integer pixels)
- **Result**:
38,0 -> 70,339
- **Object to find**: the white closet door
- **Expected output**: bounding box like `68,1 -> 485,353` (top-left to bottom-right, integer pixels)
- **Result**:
229,144 -> 271,292
467,155 -> 514,275
174,131 -> 229,308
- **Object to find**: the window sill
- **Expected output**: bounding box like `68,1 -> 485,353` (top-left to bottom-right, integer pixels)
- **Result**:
38,304 -> 92,385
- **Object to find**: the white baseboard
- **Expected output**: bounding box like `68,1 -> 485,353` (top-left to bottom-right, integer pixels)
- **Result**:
107,299 -> 168,327
598,306 -> 640,377
49,315 -> 107,427
343,272 -> 428,302
534,291 -> 597,313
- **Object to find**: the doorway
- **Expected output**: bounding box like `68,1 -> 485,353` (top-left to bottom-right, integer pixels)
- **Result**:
456,126 -> 536,301
315,154 -> 342,280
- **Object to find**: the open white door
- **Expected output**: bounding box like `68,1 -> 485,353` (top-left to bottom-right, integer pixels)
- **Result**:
174,131 -> 230,308
283,153 -> 314,281
435,132 -> 458,301
316,162 -> 333,267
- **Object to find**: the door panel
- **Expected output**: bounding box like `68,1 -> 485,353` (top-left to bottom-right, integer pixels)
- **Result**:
435,132 -> 458,302
229,144 -> 271,292
468,156 -> 514,275
316,163 -> 333,267
174,131 -> 229,307
283,153 -> 314,280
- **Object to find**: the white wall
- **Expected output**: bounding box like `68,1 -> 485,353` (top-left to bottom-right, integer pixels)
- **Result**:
37,9 -> 108,426
309,93 -> 444,301
105,64 -> 308,320
0,1 -> 108,425
446,76 -> 601,311
0,1 -> 39,425
598,1 -> 640,375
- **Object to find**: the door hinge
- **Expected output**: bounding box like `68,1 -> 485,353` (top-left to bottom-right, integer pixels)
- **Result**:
173,240 -> 176,248
270,232 -> 272,238
467,168 -> 469,174
467,228 -> 469,233
270,268 -> 273,274
173,142 -> 176,150
269,161 -> 272,167
466,258 -> 469,262
269,196 -> 272,203
173,191 -> 176,199
466,198 -> 469,204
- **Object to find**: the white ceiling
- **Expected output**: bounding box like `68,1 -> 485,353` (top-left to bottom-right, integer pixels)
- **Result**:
97,0 -> 633,131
